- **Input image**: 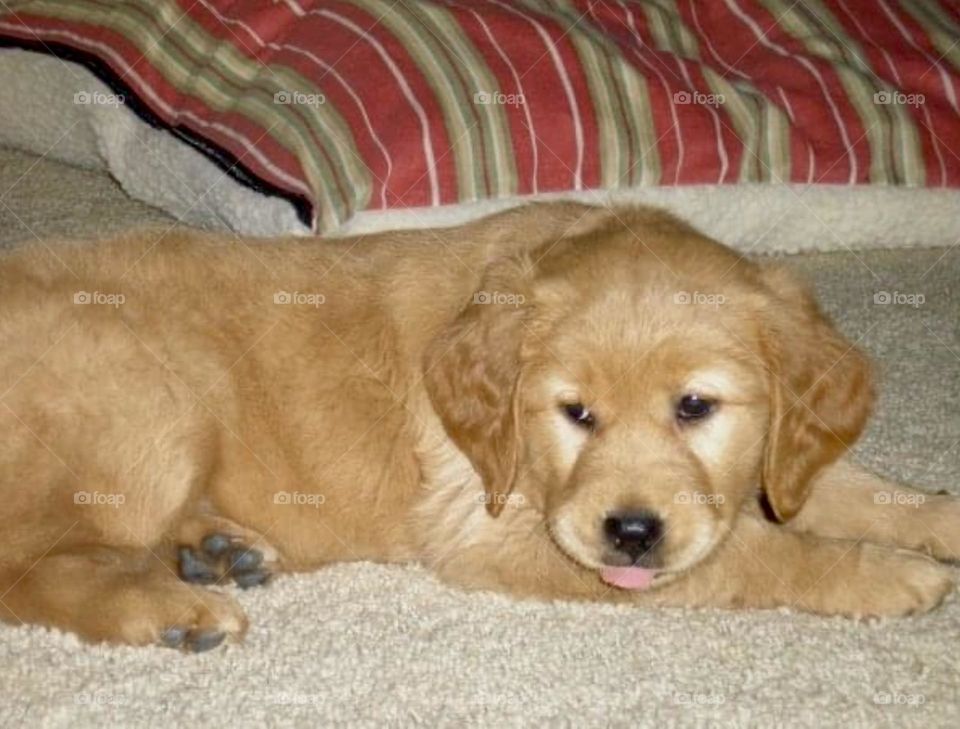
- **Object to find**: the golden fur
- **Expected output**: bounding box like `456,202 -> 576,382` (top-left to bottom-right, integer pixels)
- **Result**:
0,203 -> 956,649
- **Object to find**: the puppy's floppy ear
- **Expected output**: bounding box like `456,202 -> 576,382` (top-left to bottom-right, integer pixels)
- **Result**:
423,257 -> 531,517
759,266 -> 874,522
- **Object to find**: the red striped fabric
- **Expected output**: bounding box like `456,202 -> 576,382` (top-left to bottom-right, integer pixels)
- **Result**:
1,0 -> 958,231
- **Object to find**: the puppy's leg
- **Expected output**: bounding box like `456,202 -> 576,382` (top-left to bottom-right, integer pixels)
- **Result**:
0,547 -> 246,650
781,459 -> 960,561
428,508 -> 953,617
647,514 -> 955,617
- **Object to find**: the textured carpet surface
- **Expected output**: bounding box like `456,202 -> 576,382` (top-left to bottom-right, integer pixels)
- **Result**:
0,147 -> 958,728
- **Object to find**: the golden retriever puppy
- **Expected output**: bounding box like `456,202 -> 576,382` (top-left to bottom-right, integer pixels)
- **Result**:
0,203 -> 956,651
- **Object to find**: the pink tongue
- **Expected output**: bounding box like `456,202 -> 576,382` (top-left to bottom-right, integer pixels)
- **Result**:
600,566 -> 658,591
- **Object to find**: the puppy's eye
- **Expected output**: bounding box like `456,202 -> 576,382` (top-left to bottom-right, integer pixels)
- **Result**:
562,402 -> 595,430
677,395 -> 714,422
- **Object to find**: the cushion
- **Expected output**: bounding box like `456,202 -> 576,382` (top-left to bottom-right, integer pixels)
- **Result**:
1,0 -> 958,235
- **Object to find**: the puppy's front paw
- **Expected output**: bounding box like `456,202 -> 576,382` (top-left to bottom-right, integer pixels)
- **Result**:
112,577 -> 248,651
153,586 -> 248,652
800,545 -> 955,618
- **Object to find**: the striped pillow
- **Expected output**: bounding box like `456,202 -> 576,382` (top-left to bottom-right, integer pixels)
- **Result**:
1,0 -> 958,233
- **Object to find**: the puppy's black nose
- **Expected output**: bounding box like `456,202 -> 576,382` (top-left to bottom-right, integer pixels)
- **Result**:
604,512 -> 663,562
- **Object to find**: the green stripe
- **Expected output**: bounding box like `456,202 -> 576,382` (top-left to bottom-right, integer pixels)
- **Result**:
345,0 -> 485,201
646,0 -> 770,181
534,0 -> 628,188
585,0 -> 665,185
407,1 -> 519,198
711,75 -> 767,182
788,0 -> 910,184
771,0 -> 925,184
525,0 -> 657,187
643,0 -> 698,57
615,55 -> 661,186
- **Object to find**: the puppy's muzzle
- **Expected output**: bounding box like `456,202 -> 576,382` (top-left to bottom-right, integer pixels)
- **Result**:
603,511 -> 663,564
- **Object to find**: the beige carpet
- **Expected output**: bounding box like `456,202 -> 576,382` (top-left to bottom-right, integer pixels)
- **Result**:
0,147 -> 958,728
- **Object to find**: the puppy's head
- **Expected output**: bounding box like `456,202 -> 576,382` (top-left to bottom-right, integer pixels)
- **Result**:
424,208 -> 872,590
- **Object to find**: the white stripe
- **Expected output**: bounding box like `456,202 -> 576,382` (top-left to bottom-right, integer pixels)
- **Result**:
775,85 -> 796,123
489,0 -> 584,190
309,9 -> 441,205
724,0 -> 858,184
619,2 -> 685,184
0,23 -> 315,203
280,0 -> 306,17
195,0 -> 394,208
449,0 -> 540,194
